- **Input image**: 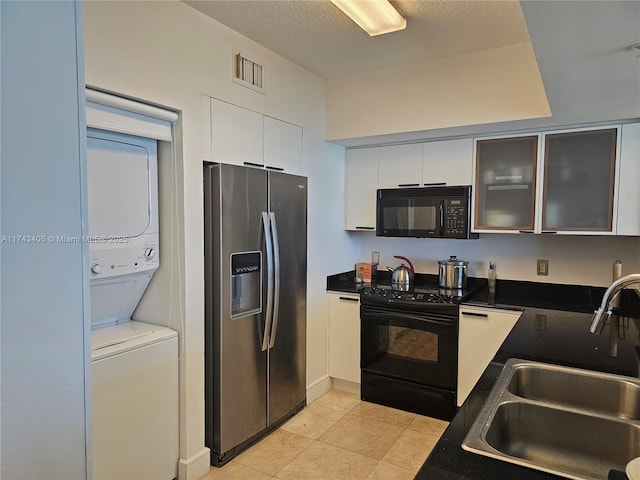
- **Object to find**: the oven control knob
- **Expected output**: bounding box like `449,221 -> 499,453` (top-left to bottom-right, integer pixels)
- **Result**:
90,263 -> 103,275
144,247 -> 156,260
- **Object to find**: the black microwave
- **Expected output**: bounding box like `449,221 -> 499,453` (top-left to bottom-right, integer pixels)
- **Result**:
376,185 -> 477,239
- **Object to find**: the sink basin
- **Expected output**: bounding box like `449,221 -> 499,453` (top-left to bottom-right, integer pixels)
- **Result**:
463,359 -> 640,480
507,362 -> 640,420
485,402 -> 640,479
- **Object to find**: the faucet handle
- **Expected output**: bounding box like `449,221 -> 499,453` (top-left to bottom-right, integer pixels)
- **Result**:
590,308 -> 611,334
589,273 -> 640,335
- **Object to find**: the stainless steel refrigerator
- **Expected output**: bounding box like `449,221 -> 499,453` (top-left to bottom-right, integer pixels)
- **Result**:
203,162 -> 307,466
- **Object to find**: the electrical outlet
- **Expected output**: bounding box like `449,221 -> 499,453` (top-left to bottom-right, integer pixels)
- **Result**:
537,259 -> 549,276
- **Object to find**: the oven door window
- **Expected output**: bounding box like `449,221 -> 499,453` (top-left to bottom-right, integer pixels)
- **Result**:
384,326 -> 438,362
361,308 -> 456,389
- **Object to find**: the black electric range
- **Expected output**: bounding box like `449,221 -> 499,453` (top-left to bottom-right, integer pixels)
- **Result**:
359,280 -> 480,420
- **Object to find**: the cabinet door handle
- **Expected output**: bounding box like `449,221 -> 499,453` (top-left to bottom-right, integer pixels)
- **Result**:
495,175 -> 523,181
244,161 -> 265,168
519,230 -> 535,234
541,230 -> 557,234
339,296 -> 359,302
355,226 -> 375,230
488,184 -> 530,191
398,183 -> 420,187
265,165 -> 284,171
423,182 -> 446,186
461,311 -> 489,318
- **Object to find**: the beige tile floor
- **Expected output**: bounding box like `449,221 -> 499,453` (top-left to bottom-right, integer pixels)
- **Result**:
200,389 -> 448,480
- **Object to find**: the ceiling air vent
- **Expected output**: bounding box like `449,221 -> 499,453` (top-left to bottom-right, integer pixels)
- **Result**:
232,50 -> 265,94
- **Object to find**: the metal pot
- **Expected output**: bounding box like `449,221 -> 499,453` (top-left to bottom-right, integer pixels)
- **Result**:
390,255 -> 415,288
438,255 -> 468,289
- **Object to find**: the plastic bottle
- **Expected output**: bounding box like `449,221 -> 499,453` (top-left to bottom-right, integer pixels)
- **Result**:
488,261 -> 496,294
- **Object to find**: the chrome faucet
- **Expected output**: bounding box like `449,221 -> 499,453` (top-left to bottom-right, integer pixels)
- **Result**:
590,273 -> 640,334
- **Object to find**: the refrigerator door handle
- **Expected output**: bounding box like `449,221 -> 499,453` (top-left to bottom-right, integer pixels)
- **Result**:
268,212 -> 280,349
261,211 -> 274,352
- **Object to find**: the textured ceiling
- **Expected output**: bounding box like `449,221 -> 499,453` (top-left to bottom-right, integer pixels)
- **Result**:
183,0 -> 640,145
183,0 -> 530,79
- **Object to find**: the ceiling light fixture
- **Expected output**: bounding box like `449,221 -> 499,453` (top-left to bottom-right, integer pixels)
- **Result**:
331,0 -> 406,37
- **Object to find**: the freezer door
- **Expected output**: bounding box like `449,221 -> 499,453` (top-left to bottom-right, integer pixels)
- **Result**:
204,164 -> 269,457
267,172 -> 307,425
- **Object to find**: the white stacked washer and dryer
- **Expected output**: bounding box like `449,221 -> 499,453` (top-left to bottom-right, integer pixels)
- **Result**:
86,89 -> 179,480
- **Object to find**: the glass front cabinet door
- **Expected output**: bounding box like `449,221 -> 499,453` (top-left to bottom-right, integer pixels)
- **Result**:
473,127 -> 619,234
542,128 -> 617,232
474,135 -> 538,231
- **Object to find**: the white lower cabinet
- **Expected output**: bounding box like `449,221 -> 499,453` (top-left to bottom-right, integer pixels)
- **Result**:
457,305 -> 522,406
327,292 -> 361,383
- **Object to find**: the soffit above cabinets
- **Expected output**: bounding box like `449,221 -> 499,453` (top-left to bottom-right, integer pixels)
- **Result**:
184,0 -> 640,146
182,0 -> 530,79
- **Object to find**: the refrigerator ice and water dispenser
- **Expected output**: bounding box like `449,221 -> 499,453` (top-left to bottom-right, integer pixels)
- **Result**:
230,251 -> 262,319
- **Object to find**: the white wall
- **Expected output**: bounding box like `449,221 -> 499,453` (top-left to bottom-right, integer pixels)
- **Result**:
326,42 -> 550,142
1,2 -> 90,479
83,2 -> 359,478
358,233 -> 640,287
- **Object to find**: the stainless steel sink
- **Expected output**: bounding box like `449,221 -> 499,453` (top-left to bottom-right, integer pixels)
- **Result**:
506,362 -> 640,420
463,359 -> 640,480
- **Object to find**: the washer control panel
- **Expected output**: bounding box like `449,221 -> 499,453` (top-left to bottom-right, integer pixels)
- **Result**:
89,233 -> 159,279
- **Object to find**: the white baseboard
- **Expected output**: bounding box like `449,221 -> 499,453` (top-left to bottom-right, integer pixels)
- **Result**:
306,374 -> 332,404
331,378 -> 361,396
178,447 -> 210,480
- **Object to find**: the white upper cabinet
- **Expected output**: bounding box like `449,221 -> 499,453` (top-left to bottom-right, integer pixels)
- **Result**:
422,138 -> 473,187
344,124 -> 638,235
209,97 -> 303,175
615,123 -> 640,236
264,116 -> 303,173
473,125 -> 621,235
345,148 -> 378,231
345,140 -> 477,232
210,97 -> 263,167
377,143 -> 423,188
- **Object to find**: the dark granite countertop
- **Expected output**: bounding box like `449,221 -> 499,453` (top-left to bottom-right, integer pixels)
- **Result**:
325,270 -> 640,480
415,284 -> 640,480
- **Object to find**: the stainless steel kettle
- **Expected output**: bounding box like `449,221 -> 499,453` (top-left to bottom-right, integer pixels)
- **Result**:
390,255 -> 415,288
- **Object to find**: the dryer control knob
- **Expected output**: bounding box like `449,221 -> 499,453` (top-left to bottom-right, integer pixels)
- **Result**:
91,263 -> 103,275
144,247 -> 156,260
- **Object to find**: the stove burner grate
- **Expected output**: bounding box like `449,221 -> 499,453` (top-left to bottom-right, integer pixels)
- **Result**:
361,287 -> 459,304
